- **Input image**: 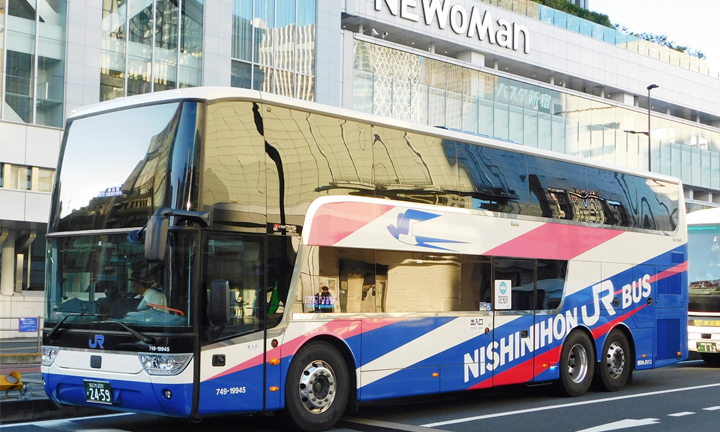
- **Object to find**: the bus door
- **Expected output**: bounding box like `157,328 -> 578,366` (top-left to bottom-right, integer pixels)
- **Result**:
198,232 -> 267,415
492,258 -> 536,386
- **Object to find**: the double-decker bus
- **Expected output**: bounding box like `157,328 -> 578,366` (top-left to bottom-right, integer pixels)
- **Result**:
687,207 -> 720,363
42,88 -> 687,431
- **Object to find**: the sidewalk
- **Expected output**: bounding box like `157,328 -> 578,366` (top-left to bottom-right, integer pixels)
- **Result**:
0,338 -> 107,424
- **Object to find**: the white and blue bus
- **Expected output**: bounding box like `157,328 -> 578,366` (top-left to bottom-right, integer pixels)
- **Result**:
686,207 -> 720,363
42,88 -> 688,431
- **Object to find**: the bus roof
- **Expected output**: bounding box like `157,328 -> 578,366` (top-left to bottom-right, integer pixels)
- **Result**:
68,87 -> 681,186
687,207 -> 720,225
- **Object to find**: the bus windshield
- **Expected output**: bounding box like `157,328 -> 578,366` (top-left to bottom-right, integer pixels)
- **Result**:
688,224 -> 720,312
45,230 -> 195,328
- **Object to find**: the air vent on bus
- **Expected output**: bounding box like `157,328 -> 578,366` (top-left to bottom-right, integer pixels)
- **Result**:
657,318 -> 681,360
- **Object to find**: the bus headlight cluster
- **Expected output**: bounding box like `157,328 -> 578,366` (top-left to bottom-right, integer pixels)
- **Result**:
42,346 -> 59,366
138,353 -> 192,376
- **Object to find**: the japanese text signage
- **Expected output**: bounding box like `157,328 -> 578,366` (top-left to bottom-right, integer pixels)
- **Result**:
18,317 -> 38,333
495,78 -> 560,114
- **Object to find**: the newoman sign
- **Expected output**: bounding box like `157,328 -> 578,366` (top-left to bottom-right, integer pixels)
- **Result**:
374,0 -> 530,54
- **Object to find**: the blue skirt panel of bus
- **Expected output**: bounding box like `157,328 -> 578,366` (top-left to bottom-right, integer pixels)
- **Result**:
43,372 -> 193,417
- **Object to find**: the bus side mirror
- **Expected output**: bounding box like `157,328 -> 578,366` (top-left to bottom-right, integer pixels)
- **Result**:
145,214 -> 169,262
210,280 -> 231,326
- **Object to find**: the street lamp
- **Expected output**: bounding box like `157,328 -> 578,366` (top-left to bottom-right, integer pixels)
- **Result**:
624,84 -> 659,172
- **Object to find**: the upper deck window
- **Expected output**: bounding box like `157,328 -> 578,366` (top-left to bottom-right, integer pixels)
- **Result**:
51,101 -> 201,232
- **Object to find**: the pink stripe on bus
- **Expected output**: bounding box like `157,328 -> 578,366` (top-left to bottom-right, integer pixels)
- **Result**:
205,318 -> 400,381
649,261 -> 688,283
307,202 -> 395,246
485,223 -> 623,260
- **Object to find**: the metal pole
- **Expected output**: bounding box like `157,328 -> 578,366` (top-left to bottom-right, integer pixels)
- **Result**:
37,316 -> 42,353
646,84 -> 659,172
648,87 -> 652,172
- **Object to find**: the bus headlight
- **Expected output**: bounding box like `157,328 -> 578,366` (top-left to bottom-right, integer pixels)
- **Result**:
42,346 -> 59,366
138,353 -> 192,376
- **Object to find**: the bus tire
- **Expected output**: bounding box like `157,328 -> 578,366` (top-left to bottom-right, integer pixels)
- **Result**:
555,331 -> 595,397
700,352 -> 720,364
596,330 -> 631,392
283,341 -> 349,432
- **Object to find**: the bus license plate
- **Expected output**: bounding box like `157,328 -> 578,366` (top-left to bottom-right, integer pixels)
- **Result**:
697,342 -> 718,353
84,380 -> 112,404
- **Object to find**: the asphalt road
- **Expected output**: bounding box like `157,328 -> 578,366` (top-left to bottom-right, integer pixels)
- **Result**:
2,358 -> 719,432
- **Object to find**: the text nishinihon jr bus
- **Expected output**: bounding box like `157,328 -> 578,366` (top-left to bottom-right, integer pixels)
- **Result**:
42,87 -> 688,431
686,207 -> 720,363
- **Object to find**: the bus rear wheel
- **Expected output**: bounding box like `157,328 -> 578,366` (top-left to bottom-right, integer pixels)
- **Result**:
596,330 -> 631,392
283,341 -> 349,432
555,331 -> 595,397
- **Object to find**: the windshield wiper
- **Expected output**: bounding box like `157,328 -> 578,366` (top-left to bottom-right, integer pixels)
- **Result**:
107,321 -> 155,344
47,312 -> 106,340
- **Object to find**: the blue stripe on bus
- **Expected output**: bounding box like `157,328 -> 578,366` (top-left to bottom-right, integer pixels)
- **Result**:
352,317 -> 456,367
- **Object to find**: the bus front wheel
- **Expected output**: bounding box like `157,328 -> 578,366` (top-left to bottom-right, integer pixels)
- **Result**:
555,331 -> 595,397
283,341 -> 349,432
595,330 -> 631,392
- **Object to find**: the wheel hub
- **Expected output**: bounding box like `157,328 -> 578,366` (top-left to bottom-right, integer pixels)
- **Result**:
567,343 -> 588,384
605,341 -> 625,378
298,360 -> 336,413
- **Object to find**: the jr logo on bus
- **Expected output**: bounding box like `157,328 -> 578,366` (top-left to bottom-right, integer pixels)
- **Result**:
387,209 -> 465,250
89,335 -> 105,349
463,274 -> 652,382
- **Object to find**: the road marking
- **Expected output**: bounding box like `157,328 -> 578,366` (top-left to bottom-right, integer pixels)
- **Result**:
422,382 -> 720,427
343,417 -> 451,432
667,412 -> 694,417
574,418 -> 660,432
704,406 -> 720,411
0,412 -> 135,429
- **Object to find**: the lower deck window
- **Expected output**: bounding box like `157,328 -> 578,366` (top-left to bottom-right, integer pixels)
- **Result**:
298,247 -> 567,314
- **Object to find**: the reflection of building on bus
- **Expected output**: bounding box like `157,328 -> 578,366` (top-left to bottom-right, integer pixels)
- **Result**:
42,89 -> 688,432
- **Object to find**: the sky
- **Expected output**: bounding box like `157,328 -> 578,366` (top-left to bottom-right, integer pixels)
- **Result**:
588,0 -> 720,73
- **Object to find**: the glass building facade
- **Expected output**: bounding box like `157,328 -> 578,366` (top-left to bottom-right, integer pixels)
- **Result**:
353,40 -> 720,191
230,0 -> 316,101
100,0 -> 204,102
478,0 -> 712,78
1,0 -> 66,127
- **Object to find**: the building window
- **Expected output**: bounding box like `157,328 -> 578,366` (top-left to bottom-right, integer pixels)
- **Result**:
8,165 -> 19,189
38,168 -> 54,192
24,167 -> 32,190
231,0 -> 316,101
101,0 -> 204,102
3,0 -> 66,127
0,164 -> 54,191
